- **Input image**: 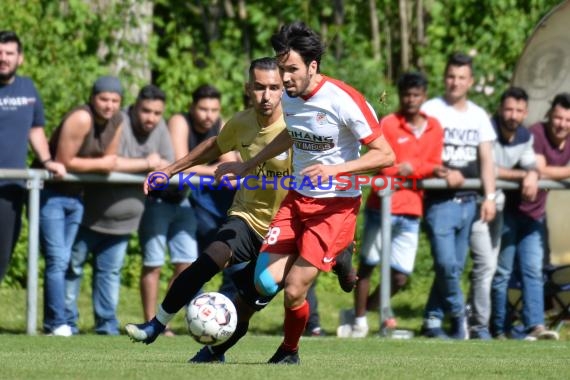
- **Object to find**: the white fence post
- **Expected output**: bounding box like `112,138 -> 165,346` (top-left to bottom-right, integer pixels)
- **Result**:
25,171 -> 43,335
379,188 -> 393,335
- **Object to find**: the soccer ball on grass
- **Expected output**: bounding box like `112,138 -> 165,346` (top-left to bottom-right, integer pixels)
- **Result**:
186,292 -> 237,345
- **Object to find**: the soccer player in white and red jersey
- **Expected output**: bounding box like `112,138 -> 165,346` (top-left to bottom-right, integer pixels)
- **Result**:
216,21 -> 395,364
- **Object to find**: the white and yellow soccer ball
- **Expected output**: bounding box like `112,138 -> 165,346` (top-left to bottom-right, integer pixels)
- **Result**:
186,292 -> 237,345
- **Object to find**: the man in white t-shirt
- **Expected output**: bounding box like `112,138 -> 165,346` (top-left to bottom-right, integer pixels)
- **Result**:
420,52 -> 496,340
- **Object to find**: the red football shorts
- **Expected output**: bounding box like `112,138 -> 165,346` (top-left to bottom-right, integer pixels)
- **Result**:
260,190 -> 361,271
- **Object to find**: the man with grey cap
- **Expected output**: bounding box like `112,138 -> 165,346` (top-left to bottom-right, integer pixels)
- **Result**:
37,75 -> 124,336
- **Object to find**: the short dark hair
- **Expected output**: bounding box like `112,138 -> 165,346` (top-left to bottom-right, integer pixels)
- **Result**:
137,84 -> 166,103
550,92 -> 570,111
192,84 -> 221,104
270,22 -> 325,71
397,72 -> 428,94
500,87 -> 528,105
445,52 -> 473,75
0,30 -> 22,53
249,57 -> 278,77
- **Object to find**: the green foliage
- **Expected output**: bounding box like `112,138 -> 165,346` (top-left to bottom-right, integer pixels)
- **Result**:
419,0 -> 562,111
2,1 -> 136,132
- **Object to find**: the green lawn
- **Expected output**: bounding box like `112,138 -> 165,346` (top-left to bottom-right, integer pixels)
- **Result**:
0,334 -> 568,380
2,212 -> 569,379
1,282 -> 569,380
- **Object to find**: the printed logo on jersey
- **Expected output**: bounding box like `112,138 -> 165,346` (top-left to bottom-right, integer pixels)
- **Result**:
288,130 -> 335,151
0,96 -> 37,111
255,162 -> 290,178
397,136 -> 409,144
316,112 -> 327,125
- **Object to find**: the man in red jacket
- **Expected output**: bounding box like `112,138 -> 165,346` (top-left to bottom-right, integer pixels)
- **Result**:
337,72 -> 443,337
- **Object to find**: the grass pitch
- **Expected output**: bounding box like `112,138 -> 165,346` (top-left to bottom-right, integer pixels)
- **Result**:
0,334 -> 568,380
2,232 -> 569,380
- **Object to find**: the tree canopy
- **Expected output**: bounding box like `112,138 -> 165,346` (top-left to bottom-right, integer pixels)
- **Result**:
4,0 -> 562,130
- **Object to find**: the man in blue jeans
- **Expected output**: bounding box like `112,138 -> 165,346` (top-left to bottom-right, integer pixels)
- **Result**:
420,53 -> 496,339
491,92 -> 570,341
65,83 -> 173,335
41,76 -> 124,336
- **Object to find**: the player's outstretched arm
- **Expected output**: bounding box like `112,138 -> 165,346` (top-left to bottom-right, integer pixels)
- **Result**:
143,136 -> 221,194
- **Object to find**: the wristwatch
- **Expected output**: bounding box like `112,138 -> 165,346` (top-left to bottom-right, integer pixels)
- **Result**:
485,193 -> 497,201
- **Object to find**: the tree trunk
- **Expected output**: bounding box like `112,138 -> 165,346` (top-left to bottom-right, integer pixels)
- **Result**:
89,0 -> 153,90
223,0 -> 235,18
333,0 -> 344,61
415,0 -> 425,70
369,0 -> 381,61
238,0 -> 251,64
399,0 -> 410,71
384,3 -> 393,80
202,2 -> 223,55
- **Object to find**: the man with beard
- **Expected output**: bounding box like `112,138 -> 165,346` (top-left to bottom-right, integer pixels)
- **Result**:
490,89 -> 567,341
0,30 -> 65,285
216,22 -> 395,364
42,76 -> 125,336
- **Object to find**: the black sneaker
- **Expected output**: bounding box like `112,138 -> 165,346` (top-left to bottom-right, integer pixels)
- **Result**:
267,346 -> 300,365
332,243 -> 357,293
125,318 -> 165,344
188,346 -> 226,363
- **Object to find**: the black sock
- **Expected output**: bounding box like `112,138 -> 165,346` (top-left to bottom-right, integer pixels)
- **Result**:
211,321 -> 249,356
161,254 -> 220,313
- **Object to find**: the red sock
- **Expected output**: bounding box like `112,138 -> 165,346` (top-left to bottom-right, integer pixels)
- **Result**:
282,300 -> 309,352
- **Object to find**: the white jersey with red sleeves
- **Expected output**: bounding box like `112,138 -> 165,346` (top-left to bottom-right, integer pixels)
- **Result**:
283,75 -> 382,198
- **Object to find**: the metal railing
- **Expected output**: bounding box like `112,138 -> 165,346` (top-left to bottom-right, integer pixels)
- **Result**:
1,168 -> 569,335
